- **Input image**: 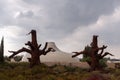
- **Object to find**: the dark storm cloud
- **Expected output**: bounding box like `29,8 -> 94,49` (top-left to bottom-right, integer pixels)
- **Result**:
22,0 -> 118,25
0,0 -> 119,38
21,0 -> 120,37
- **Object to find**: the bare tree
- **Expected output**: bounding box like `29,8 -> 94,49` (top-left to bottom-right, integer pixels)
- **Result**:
72,35 -> 114,71
9,30 -> 55,67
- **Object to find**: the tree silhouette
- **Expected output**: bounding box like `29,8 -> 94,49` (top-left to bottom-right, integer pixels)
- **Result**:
72,35 -> 114,71
0,37 -> 4,62
9,30 -> 55,67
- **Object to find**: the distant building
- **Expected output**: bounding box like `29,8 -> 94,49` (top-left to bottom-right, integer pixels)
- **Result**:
10,58 -> 16,62
21,42 -> 79,65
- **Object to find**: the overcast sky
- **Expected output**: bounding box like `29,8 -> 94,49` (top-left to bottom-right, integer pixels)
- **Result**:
0,0 -> 120,58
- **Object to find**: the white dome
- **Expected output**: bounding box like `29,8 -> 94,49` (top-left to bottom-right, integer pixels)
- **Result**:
21,42 -> 79,63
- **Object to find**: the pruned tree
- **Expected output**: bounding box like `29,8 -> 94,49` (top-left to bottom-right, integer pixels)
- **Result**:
72,35 -> 114,71
9,30 -> 55,67
0,37 -> 4,63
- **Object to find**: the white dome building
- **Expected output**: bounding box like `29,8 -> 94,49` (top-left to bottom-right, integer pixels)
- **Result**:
22,42 -> 79,65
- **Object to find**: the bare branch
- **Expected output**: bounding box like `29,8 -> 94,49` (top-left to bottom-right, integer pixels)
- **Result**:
38,44 -> 42,49
72,51 -> 85,58
25,41 -> 34,49
98,45 -> 107,50
8,47 -> 31,58
98,46 -> 105,56
43,48 -> 55,55
101,52 -> 114,58
42,42 -> 48,51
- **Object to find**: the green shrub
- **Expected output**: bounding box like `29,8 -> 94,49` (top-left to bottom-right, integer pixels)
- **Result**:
113,69 -> 120,76
99,58 -> 107,68
11,75 -> 26,80
0,73 -> 9,80
31,64 -> 48,74
0,62 -> 119,80
64,65 -> 76,72
41,74 -> 56,80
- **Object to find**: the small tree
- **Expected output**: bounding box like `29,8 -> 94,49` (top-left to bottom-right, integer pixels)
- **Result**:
0,37 -> 4,63
9,30 -> 55,67
72,35 -> 114,71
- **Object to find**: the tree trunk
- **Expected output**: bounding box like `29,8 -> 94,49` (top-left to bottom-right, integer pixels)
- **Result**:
90,36 -> 102,70
72,35 -> 113,71
27,30 -> 40,67
0,37 -> 4,62
30,53 -> 40,67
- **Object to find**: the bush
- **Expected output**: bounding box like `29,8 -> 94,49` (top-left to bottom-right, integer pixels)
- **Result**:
11,75 -> 26,80
0,62 -> 119,80
99,58 -> 107,68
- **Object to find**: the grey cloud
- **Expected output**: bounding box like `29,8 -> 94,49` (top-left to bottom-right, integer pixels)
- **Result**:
96,26 -> 120,46
15,10 -> 34,18
0,0 -> 119,39
0,0 -> 120,40
21,0 -> 120,38
22,0 -> 119,25
0,0 -> 120,57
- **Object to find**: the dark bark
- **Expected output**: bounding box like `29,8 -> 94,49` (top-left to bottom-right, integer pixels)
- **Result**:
72,35 -> 114,71
9,30 -> 54,67
0,37 -> 4,62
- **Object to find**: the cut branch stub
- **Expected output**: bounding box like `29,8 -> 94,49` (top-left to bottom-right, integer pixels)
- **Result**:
91,35 -> 98,48
28,30 -> 38,48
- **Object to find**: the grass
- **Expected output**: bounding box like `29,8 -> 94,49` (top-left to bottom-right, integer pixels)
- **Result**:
0,62 -> 120,80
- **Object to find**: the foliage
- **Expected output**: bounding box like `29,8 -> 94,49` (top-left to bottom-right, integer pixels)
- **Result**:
80,55 -> 108,68
80,55 -> 91,62
0,62 -> 119,80
99,58 -> 108,68
72,35 -> 114,71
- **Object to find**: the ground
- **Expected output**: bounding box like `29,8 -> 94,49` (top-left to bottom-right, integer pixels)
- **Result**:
0,62 -> 120,80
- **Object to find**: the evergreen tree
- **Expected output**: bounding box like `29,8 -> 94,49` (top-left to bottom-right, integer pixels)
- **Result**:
0,37 -> 4,62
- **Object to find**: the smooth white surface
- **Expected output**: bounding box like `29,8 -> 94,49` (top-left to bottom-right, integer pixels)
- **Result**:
21,42 -> 79,63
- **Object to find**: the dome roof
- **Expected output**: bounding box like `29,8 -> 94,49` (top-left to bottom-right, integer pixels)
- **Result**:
21,42 -> 79,63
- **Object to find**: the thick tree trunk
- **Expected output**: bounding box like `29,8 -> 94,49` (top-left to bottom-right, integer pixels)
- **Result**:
28,30 -> 40,67
30,53 -> 40,67
91,35 -> 99,70
30,30 -> 38,47
90,35 -> 103,70
91,35 -> 98,48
